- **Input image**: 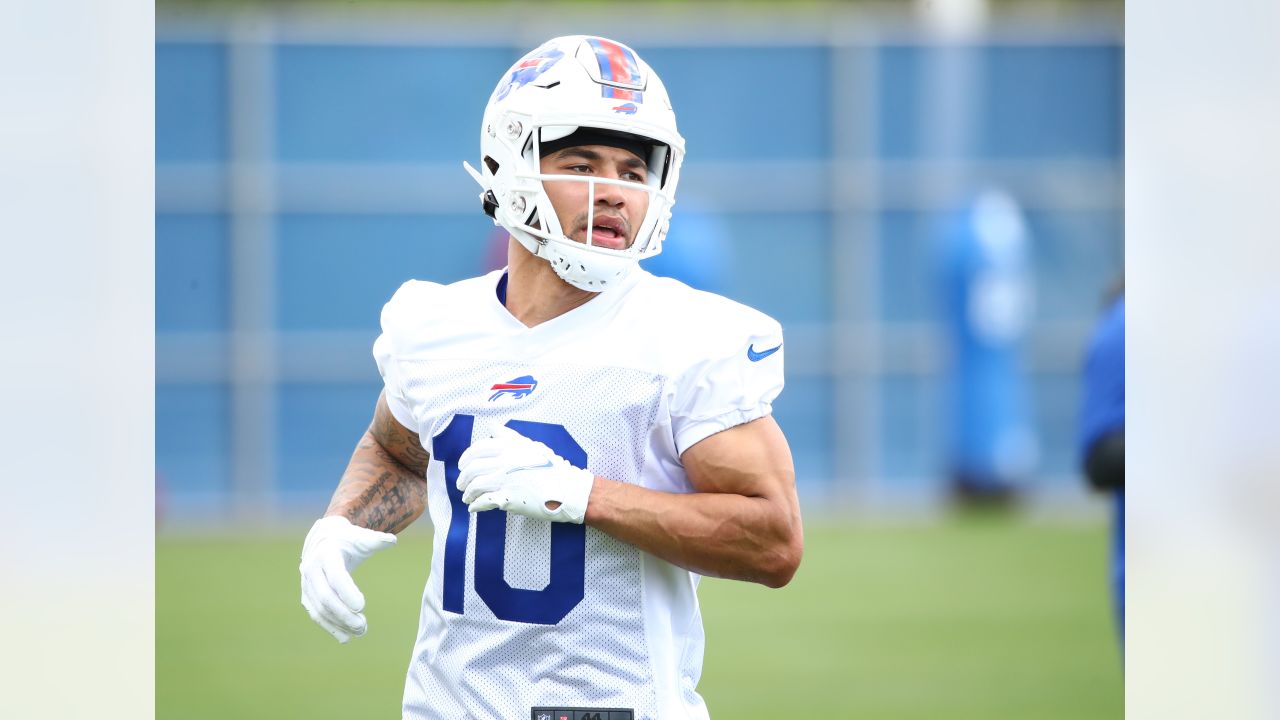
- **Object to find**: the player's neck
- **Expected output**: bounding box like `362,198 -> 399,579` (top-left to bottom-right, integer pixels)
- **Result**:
504,238 -> 598,327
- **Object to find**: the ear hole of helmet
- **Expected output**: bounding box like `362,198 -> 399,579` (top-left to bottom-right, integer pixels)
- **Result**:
483,156 -> 500,174
658,146 -> 671,187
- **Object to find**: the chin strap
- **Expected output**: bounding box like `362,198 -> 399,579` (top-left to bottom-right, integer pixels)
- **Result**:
462,161 -> 500,219
462,160 -> 484,188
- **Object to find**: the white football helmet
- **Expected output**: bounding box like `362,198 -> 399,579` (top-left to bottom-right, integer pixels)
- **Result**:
463,35 -> 685,291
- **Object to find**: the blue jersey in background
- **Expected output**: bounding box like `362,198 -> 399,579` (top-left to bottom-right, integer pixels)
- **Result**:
1080,296 -> 1124,642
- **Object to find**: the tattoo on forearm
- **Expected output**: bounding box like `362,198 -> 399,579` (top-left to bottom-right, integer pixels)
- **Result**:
345,468 -> 419,533
326,434 -> 429,533
324,394 -> 432,533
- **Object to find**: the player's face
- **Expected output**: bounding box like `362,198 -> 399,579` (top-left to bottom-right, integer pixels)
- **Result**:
539,145 -> 650,251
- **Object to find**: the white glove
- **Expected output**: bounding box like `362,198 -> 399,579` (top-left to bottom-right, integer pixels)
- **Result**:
457,426 -> 595,524
299,516 -> 396,643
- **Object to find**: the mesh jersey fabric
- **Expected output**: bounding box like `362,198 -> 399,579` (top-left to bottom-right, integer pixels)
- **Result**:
372,268 -> 784,719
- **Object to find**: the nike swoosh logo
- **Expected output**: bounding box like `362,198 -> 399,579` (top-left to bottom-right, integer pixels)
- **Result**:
747,342 -> 782,362
507,460 -> 553,474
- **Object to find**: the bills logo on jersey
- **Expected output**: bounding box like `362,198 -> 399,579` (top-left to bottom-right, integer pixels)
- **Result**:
494,47 -> 565,102
612,102 -> 638,115
489,375 -> 538,401
586,38 -> 645,103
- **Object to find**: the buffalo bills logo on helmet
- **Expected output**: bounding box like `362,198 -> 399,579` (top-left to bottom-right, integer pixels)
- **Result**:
489,375 -> 538,401
493,48 -> 565,102
612,102 -> 638,115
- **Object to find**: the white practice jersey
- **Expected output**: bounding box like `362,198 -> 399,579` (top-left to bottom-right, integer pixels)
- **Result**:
373,268 -> 784,720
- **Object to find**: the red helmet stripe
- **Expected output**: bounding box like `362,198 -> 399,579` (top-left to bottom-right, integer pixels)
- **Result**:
587,37 -> 644,100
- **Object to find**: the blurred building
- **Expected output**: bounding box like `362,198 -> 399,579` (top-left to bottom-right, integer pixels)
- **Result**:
156,4 -> 1123,522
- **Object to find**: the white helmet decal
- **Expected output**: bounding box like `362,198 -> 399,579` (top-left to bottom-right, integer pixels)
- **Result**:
463,36 -> 686,292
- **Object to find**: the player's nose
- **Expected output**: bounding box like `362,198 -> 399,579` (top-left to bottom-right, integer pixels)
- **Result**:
593,178 -> 626,207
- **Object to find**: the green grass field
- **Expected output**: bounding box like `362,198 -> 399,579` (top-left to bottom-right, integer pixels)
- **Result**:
158,515 -> 1122,719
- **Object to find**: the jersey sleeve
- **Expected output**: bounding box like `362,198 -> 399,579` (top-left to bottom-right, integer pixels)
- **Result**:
372,280 -> 436,431
668,315 -> 785,456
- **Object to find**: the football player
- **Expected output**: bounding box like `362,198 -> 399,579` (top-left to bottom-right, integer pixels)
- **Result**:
299,35 -> 803,719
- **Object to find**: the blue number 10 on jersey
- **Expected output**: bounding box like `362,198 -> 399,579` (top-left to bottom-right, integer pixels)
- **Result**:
433,413 -> 587,625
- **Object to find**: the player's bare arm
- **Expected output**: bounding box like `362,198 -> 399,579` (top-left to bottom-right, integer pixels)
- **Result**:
584,416 -> 803,588
324,391 -> 431,534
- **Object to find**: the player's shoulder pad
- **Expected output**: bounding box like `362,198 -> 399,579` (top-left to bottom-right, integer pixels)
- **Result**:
630,272 -> 783,360
380,279 -> 443,338
379,275 -> 494,354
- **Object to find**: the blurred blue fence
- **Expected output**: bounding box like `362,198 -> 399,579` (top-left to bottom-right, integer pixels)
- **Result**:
156,13 -> 1122,520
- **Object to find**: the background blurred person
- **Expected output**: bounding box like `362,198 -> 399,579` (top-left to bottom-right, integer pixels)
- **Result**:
938,188 -> 1038,507
640,201 -> 731,293
1080,285 -> 1125,646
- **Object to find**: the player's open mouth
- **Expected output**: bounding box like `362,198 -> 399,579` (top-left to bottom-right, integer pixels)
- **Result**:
587,216 -> 627,249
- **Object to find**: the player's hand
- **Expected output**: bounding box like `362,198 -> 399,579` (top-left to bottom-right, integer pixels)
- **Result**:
299,516 -> 397,643
457,426 -> 595,524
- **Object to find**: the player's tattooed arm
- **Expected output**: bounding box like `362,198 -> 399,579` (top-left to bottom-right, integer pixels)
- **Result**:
324,391 -> 431,534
